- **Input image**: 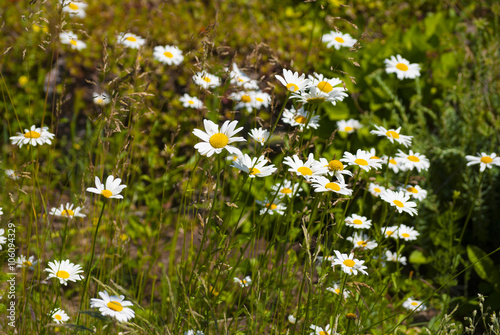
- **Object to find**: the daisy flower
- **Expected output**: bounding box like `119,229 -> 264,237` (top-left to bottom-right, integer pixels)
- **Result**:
288,315 -> 297,324
322,31 -> 357,50
61,0 -> 87,18
185,330 -> 205,335
337,119 -> 362,133
153,45 -> 183,65
50,203 -> 86,218
256,199 -> 286,215
51,308 -> 70,324
5,169 -> 20,180
282,107 -> 320,130
248,128 -> 270,145
403,184 -> 427,201
326,282 -> 350,299
347,233 -> 378,250
45,260 -> 84,285
231,154 -> 277,178
226,153 -> 243,162
229,91 -> 263,112
371,125 -> 412,147
311,176 -> 352,195
398,224 -> 420,241
0,229 -> 6,249
465,153 -> 500,172
368,183 -> 386,197
402,297 -> 426,312
180,94 -> 203,109
332,250 -> 368,275
308,73 -> 347,100
291,86 -> 346,105
60,31 -> 86,50
86,175 -> 127,199
90,290 -> 135,322
193,119 -> 245,157
271,180 -> 303,198
318,158 -> 353,183
380,189 -> 418,216
10,125 -> 55,148
283,153 -> 328,181
381,225 -> 399,239
345,214 -> 372,229
193,71 -> 221,89
384,55 -> 421,80
383,156 -> 404,173
117,33 -> 145,49
228,63 -> 259,90
385,250 -> 407,265
16,255 -> 38,269
234,276 -> 252,287
254,91 -> 271,109
275,69 -> 309,92
310,324 -> 338,335
93,92 -> 109,106
396,150 -> 430,172
341,149 -> 383,171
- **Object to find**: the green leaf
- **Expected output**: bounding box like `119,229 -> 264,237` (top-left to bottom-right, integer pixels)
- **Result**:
409,250 -> 431,264
467,245 -> 500,284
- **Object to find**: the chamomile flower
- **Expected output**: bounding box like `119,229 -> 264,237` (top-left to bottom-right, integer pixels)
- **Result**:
380,189 -> 418,216
322,31 -> 357,50
193,71 -> 221,89
51,308 -> 70,324
45,260 -> 84,285
402,297 -> 426,312
403,184 -> 427,201
231,154 -> 276,178
292,86 -> 346,105
465,153 -> 500,172
384,55 -> 421,80
282,107 -> 320,130
308,73 -> 347,100
234,276 -> 252,287
332,250 -> 368,275
60,31 -> 86,50
193,119 -> 245,157
396,150 -> 430,172
5,169 -> 20,180
345,214 -> 372,229
326,282 -> 350,299
50,203 -> 86,218
248,128 -> 270,145
117,33 -> 145,49
86,175 -> 127,199
398,224 -> 420,241
311,176 -> 352,195
383,156 -> 404,173
61,0 -> 87,18
310,324 -> 338,335
283,153 -> 328,181
0,229 -> 6,249
368,183 -> 386,197
385,250 -> 407,265
254,91 -> 271,109
228,63 -> 259,90
341,149 -> 383,171
381,225 -> 399,239
288,315 -> 297,324
153,45 -> 184,65
16,255 -> 38,269
10,125 -> 55,148
90,290 -> 135,322
256,199 -> 286,215
226,153 -> 243,162
271,180 -> 303,198
230,91 -> 263,112
93,92 -> 109,106
337,119 -> 362,133
318,158 -> 353,183
371,125 -> 412,147
347,233 -> 378,250
179,94 -> 203,109
275,69 -> 309,92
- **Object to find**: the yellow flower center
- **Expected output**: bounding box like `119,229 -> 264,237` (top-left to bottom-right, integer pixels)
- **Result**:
55,314 -> 62,320
346,313 -> 357,320
56,270 -> 70,279
286,83 -> 299,91
203,76 -> 211,83
126,36 -> 137,42
24,131 -> 41,139
319,331 -> 329,335
107,301 -> 123,312
325,182 -> 341,191
411,301 -> 418,306
209,133 -> 229,149
407,155 -> 420,162
238,78 -> 245,82
317,81 -> 333,93
96,98 -> 103,104
389,159 -> 397,165
163,51 -> 173,58
353,219 -> 363,225
242,280 -> 247,285
393,200 -> 404,207
371,155 -> 380,159
334,288 -> 340,294
61,209 -> 75,217
101,189 -> 113,198
396,63 -> 409,71
266,203 -> 278,210
249,167 -> 261,175
374,187 -> 381,193
188,100 -> 194,104
256,97 -> 264,102
280,188 -> 292,194
335,36 -> 345,43
23,261 -> 32,267
481,156 -> 493,164
354,158 -> 368,166
407,186 -> 418,193
68,3 -> 79,10
241,95 -> 251,103
343,259 -> 355,267
328,160 -> 344,171
294,115 -> 307,124
386,230 -> 394,236
402,233 -> 410,238
344,126 -> 353,132
386,130 -> 400,139
297,166 -> 313,176
70,39 -> 78,46
357,241 -> 368,247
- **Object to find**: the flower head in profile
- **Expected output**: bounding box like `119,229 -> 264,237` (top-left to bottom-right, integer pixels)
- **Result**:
322,31 -> 357,50
318,158 -> 353,183
381,225 -> 399,239
93,92 -> 109,106
234,276 -> 252,287
275,69 -> 309,92
193,71 -> 221,89
228,63 -> 259,90
371,125 -> 412,147
117,33 -> 145,49
10,125 -> 55,148
345,214 -> 372,229
341,149 -> 382,171
86,175 -> 127,199
368,183 -> 386,197
283,153 -> 328,181
288,314 -> 297,324
60,31 -> 86,50
382,156 -> 404,173
311,176 -> 352,195
398,224 -> 420,241
51,308 -> 70,324
256,199 -> 286,215
50,203 -> 86,218
396,150 -> 430,172
380,189 -> 418,216
229,91 -> 267,112
337,119 -> 362,134
271,180 -> 303,198
402,184 -> 427,201
347,233 -> 378,250
291,86 -> 346,105
385,250 -> 407,265
61,0 -> 87,18
45,260 -> 84,285
282,107 -> 320,130
384,55 -> 421,80
465,153 -> 500,172
248,128 -> 270,145
308,73 -> 347,100
326,282 -> 350,299
193,119 -> 245,157
402,297 -> 426,312
16,255 -> 38,269
231,154 -> 276,178
332,250 -> 368,275
180,94 -> 203,109
5,169 -> 20,180
90,290 -> 135,322
153,45 -> 184,65
310,323 -> 339,335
